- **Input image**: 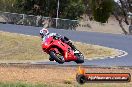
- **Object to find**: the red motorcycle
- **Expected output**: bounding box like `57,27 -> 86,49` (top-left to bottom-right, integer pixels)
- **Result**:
41,35 -> 84,64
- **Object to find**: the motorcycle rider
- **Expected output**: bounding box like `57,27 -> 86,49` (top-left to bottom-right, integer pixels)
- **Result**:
39,28 -> 78,53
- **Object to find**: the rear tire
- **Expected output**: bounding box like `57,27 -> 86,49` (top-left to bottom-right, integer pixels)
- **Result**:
49,56 -> 54,61
49,51 -> 64,64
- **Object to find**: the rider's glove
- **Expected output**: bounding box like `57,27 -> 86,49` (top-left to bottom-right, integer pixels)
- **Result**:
69,40 -> 72,43
67,40 -> 72,45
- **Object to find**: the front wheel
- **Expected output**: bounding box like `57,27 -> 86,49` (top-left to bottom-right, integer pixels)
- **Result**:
49,51 -> 64,64
75,53 -> 84,64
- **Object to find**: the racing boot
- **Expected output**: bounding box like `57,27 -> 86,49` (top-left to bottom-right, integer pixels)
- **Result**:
73,50 -> 80,54
68,41 -> 79,53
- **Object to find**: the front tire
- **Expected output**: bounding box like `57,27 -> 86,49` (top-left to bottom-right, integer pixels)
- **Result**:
49,51 -> 64,64
75,53 -> 84,64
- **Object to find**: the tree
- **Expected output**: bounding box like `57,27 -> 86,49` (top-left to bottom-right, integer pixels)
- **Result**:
59,0 -> 85,20
90,0 -> 114,23
0,0 -> 17,12
85,0 -> 131,35
12,0 -> 85,20
113,0 -> 132,35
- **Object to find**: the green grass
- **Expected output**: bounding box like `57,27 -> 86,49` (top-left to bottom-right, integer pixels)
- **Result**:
0,31 -> 119,61
0,82 -> 77,87
0,82 -> 57,87
0,82 -> 131,87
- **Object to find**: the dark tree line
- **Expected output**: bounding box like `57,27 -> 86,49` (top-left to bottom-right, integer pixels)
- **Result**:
0,0 -> 113,21
0,0 -> 85,20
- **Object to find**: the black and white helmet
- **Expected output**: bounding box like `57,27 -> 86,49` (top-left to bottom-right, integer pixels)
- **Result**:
40,28 -> 49,37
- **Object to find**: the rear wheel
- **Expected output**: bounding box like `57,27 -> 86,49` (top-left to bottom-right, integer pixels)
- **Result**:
49,56 -> 54,61
49,51 -> 64,64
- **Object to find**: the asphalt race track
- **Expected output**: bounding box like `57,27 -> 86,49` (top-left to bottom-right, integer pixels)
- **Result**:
0,23 -> 132,67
